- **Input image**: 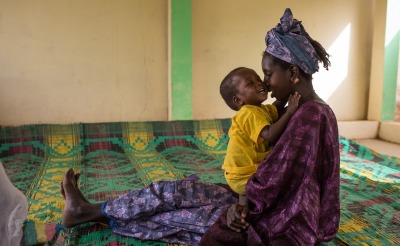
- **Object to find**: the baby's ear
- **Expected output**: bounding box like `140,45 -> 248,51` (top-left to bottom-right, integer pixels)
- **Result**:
233,96 -> 242,106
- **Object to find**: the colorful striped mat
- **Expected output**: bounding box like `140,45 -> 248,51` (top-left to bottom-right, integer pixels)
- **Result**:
0,119 -> 399,245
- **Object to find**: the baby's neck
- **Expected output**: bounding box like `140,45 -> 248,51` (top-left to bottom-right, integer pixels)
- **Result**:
238,104 -> 262,110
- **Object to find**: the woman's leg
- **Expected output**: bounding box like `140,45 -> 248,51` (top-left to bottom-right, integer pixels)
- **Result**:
103,176 -> 237,223
61,169 -> 236,228
61,168 -> 109,227
61,168 -> 238,244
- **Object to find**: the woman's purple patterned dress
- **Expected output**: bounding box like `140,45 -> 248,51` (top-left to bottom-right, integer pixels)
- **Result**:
102,176 -> 237,245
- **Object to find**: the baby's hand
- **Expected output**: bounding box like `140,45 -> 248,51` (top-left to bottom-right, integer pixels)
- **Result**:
286,92 -> 301,115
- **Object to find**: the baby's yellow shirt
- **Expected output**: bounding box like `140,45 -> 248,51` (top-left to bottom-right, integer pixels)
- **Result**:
222,104 -> 278,195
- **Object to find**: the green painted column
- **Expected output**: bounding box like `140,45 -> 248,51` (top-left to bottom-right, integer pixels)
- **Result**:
170,0 -> 192,120
382,0 -> 400,121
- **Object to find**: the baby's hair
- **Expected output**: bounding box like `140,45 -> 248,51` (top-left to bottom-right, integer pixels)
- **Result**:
263,28 -> 331,80
220,67 -> 246,111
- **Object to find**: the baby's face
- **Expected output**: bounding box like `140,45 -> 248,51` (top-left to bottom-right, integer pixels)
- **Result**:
232,68 -> 269,107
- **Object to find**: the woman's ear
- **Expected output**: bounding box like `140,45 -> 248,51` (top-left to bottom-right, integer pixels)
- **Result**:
289,65 -> 299,83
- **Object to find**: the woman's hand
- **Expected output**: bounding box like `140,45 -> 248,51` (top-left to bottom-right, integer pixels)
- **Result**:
226,203 -> 249,232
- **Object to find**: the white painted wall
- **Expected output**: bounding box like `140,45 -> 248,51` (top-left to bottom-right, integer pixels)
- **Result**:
0,0 -> 384,126
0,0 -> 168,125
193,0 -> 375,121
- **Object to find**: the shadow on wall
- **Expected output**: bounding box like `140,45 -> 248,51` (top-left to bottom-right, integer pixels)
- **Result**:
313,22 -> 370,120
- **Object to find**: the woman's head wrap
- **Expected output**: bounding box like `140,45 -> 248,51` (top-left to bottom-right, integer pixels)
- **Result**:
265,8 -> 319,75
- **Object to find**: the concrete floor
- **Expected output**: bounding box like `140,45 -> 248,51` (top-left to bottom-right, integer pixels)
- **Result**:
354,138 -> 400,158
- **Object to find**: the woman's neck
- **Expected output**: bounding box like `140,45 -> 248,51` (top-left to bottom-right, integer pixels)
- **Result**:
299,89 -> 316,103
296,81 -> 325,105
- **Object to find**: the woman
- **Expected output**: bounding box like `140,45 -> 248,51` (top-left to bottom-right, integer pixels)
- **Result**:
199,8 -> 340,246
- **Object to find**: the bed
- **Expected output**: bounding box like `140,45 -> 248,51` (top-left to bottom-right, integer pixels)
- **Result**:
0,119 -> 399,245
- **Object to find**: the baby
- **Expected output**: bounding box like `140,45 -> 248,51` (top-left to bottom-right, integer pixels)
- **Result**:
220,67 -> 300,207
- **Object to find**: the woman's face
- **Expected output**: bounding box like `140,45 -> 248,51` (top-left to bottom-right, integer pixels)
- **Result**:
261,55 -> 294,101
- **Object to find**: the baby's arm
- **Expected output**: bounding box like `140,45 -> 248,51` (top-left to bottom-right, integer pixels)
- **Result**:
259,92 -> 300,143
272,97 -> 289,117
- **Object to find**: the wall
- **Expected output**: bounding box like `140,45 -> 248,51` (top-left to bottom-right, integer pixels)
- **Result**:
0,0 -> 168,125
0,0 -> 378,125
192,0 -> 374,120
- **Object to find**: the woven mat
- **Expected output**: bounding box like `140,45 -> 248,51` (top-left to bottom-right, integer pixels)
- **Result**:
0,119 -> 399,245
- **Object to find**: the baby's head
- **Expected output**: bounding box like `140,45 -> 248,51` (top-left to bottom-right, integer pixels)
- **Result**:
220,67 -> 269,111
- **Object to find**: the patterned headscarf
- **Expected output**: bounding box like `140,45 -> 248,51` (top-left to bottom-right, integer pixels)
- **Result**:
265,8 -> 319,75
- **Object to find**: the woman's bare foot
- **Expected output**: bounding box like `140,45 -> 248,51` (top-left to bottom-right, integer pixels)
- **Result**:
60,172 -> 89,203
61,168 -> 106,228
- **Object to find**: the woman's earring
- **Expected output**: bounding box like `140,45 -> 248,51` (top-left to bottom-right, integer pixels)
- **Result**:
293,78 -> 299,84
